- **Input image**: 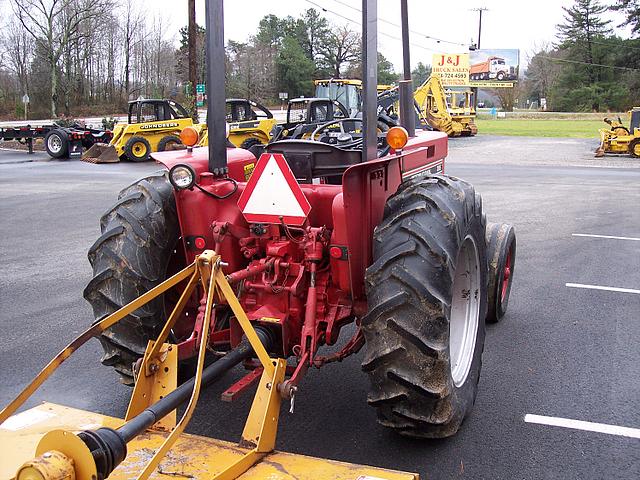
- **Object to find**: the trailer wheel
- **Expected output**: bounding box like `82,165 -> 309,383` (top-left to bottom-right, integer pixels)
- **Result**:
363,174 -> 487,438
629,138 -> 640,158
45,129 -> 69,159
84,171 -> 181,384
485,222 -> 516,323
124,136 -> 151,162
158,135 -> 182,152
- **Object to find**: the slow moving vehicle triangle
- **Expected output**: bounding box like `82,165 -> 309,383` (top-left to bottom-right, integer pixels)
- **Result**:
238,153 -> 311,226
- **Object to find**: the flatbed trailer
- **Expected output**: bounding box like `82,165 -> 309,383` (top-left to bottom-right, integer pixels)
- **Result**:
0,123 -> 112,158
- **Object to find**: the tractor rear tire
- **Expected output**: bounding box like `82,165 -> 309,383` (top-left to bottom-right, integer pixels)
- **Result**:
485,222 -> 516,323
363,174 -> 487,438
158,135 -> 182,152
124,136 -> 151,162
629,138 -> 640,158
83,171 -> 179,384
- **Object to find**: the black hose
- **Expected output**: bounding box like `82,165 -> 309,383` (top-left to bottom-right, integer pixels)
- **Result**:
118,340 -> 252,442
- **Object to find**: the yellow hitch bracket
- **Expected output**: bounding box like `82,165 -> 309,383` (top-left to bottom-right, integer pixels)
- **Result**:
125,341 -> 178,431
212,358 -> 287,480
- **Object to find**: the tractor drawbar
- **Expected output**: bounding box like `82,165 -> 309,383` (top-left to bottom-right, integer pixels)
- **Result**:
64,330 -> 273,480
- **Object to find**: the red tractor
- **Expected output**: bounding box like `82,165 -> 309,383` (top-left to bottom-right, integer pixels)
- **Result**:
84,0 -> 515,443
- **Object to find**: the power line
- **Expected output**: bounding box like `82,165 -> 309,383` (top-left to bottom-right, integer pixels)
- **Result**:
538,55 -> 640,71
302,0 -> 461,53
328,0 -> 468,47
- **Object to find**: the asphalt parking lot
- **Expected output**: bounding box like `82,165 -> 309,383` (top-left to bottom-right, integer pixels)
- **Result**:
0,136 -> 639,479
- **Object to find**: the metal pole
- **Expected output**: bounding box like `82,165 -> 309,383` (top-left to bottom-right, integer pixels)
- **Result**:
188,0 -> 198,122
478,9 -> 483,49
205,0 -> 227,174
361,0 -> 377,163
399,0 -> 415,137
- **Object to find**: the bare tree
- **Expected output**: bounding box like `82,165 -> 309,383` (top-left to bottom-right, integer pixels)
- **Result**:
12,0 -> 111,116
317,26 -> 361,78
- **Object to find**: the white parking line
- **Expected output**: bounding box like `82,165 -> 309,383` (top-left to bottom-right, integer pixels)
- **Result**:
572,233 -> 640,242
525,414 -> 640,439
566,283 -> 640,294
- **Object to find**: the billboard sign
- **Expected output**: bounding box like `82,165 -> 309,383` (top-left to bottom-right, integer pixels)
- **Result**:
432,53 -> 469,87
469,49 -> 519,88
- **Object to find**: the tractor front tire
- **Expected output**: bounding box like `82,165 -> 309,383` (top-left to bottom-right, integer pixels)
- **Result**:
363,174 -> 487,438
84,171 -> 179,384
485,222 -> 516,323
124,136 -> 151,162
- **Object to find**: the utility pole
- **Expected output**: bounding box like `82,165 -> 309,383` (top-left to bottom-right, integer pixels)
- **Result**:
470,7 -> 488,109
470,7 -> 488,48
188,0 -> 198,121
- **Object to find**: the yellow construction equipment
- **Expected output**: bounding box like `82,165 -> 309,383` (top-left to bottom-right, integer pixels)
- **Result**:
198,99 -> 278,150
595,107 -> 640,157
413,75 -> 477,137
82,99 -> 204,163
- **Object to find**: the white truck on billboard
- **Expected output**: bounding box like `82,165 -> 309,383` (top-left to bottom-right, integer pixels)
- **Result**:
468,49 -> 519,86
470,56 -> 516,81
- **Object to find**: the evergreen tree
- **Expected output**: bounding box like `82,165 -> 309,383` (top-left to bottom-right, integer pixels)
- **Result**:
556,0 -> 611,82
612,0 -> 640,37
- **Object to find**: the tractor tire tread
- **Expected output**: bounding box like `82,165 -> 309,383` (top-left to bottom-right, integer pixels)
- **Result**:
84,171 -> 178,384
362,173 -> 487,438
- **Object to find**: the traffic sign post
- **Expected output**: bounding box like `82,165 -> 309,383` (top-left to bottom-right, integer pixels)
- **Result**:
196,84 -> 206,107
237,153 -> 311,226
22,94 -> 29,121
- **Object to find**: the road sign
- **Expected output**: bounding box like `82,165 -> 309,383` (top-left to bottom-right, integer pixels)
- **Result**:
279,92 -> 288,100
196,84 -> 206,93
22,94 -> 29,104
237,153 -> 311,226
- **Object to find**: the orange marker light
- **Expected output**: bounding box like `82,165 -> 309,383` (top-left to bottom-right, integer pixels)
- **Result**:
180,126 -> 199,147
386,126 -> 409,151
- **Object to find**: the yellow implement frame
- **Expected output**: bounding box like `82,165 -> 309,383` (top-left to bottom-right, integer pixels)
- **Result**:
0,251 -> 286,480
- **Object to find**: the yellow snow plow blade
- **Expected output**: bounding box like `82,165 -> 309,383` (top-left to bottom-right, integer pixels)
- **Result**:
1,403 -> 418,480
82,143 -> 120,163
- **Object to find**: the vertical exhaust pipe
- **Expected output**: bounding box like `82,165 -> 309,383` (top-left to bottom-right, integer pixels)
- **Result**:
398,0 -> 415,137
361,0 -> 378,163
205,0 -> 227,174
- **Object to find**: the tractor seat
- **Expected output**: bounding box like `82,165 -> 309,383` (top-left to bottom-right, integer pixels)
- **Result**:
265,140 -> 362,184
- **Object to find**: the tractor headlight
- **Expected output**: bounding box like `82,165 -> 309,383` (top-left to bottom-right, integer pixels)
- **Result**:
169,164 -> 196,190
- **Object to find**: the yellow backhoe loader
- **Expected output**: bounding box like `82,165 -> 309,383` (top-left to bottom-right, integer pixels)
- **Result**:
413,75 -> 477,137
82,99 -> 204,163
595,107 -> 640,157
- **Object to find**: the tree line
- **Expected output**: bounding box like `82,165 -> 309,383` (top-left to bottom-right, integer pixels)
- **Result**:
522,0 -> 639,112
0,2 -> 405,120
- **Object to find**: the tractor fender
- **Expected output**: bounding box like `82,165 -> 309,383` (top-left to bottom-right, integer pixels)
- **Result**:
342,131 -> 448,301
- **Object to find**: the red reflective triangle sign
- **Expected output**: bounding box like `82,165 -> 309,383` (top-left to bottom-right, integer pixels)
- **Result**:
237,153 -> 311,226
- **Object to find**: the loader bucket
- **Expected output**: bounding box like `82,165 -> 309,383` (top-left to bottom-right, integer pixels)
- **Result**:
82,143 -> 120,163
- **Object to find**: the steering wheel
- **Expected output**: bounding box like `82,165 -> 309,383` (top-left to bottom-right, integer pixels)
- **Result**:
311,118 -> 390,157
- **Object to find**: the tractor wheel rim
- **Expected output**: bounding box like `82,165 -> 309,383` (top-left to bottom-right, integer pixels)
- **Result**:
449,235 -> 480,388
634,144 -> 640,155
501,245 -> 512,303
48,135 -> 62,153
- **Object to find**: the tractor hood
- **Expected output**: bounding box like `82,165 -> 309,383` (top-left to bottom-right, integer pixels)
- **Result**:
152,146 -> 257,181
